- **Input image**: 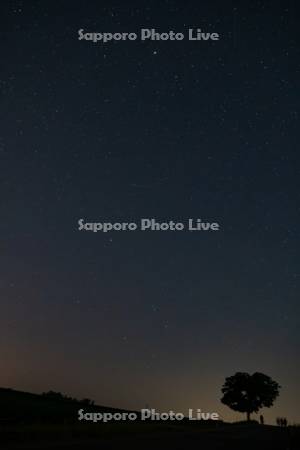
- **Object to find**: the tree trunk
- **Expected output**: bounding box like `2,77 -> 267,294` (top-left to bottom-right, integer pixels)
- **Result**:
247,411 -> 251,421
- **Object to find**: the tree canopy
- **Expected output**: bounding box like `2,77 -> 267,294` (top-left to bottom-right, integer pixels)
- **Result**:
221,372 -> 281,421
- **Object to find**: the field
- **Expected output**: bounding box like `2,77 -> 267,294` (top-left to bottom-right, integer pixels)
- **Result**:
0,388 -> 299,449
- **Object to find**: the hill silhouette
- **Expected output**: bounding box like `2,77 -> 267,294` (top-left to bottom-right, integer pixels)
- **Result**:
0,387 -> 130,424
0,387 -> 298,450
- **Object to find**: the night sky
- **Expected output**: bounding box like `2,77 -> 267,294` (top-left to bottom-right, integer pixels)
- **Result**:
1,1 -> 299,424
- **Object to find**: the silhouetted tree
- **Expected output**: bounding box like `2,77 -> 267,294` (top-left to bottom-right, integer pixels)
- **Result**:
80,398 -> 95,406
42,391 -> 66,401
42,391 -> 95,406
221,372 -> 280,421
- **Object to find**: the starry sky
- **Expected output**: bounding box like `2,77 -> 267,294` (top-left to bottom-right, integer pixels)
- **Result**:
1,1 -> 299,424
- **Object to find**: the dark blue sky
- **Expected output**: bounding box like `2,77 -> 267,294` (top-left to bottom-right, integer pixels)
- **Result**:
1,0 -> 299,423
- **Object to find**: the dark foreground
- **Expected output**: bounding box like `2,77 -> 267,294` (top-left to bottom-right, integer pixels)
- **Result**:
1,422 -> 299,450
0,389 -> 298,449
